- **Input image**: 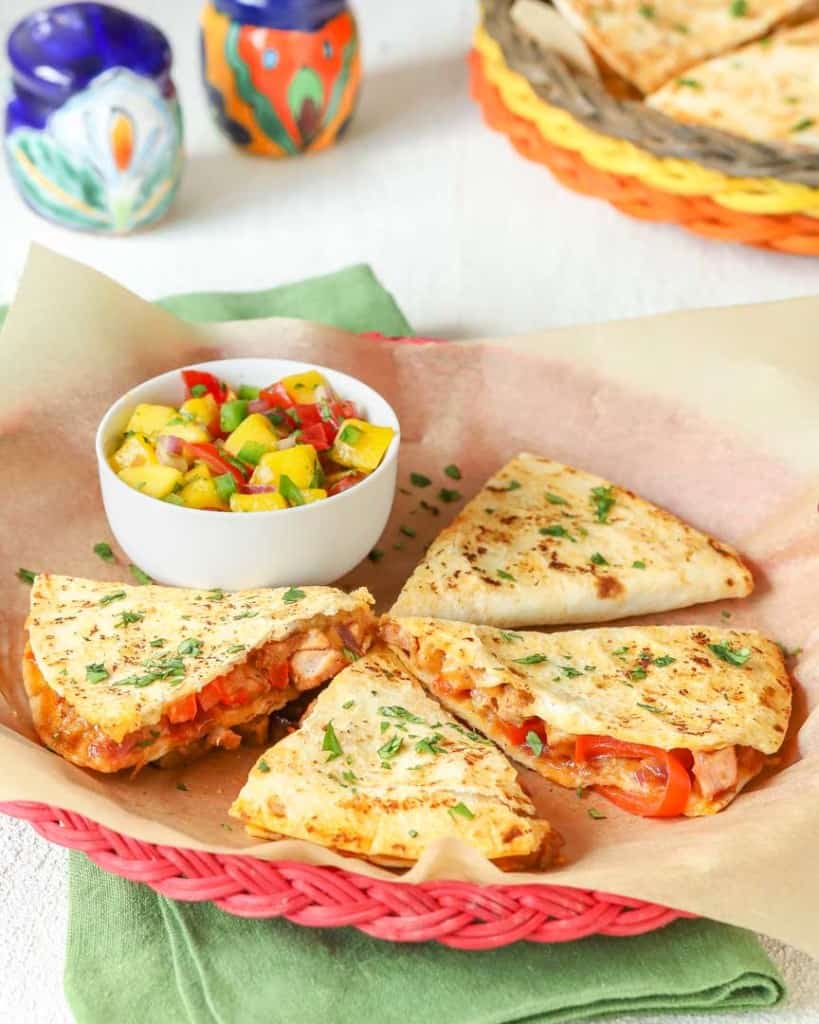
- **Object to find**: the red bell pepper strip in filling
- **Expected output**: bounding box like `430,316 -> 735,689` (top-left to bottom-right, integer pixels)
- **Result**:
575,735 -> 692,817
181,369 -> 226,404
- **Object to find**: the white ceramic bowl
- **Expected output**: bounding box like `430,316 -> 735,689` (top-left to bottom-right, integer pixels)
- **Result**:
96,358 -> 400,589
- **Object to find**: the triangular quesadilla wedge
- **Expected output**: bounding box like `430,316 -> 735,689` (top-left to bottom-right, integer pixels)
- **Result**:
23,574 -> 375,773
647,19 -> 819,149
230,646 -> 561,869
391,453 -> 753,628
551,0 -> 813,94
382,617 -> 791,817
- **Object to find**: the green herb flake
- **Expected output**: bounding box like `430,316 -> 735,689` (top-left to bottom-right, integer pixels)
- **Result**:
115,610 -> 144,628
149,638 -> 166,648
208,589 -> 225,601
444,464 -> 462,480
500,631 -> 523,642
415,734 -> 445,756
410,472 -> 431,488
587,807 -> 606,820
399,524 -> 416,538
639,3 -> 655,16
342,699 -> 356,710
653,655 -> 676,667
237,441 -> 266,466
93,542 -> 115,563
629,667 -> 648,682
729,0 -> 747,14
226,644 -> 246,654
339,424 -> 363,445
378,734 -> 403,762
561,665 -> 583,678
720,610 -> 732,620
676,77 -> 702,88
379,705 -> 426,725
322,722 -> 343,761
525,731 -> 544,757
497,569 -> 516,581
85,663 -> 109,684
257,758 -> 271,774
504,479 -> 522,491
129,564 -> 153,586
709,642 -> 751,667
408,829 -> 419,838
190,383 -> 208,398
540,524 -> 575,541
590,485 -> 616,524
632,560 -> 646,569
99,589 -> 126,607
512,654 -> 548,665
379,721 -> 390,734
368,548 -> 385,563
282,586 -> 306,605
590,552 -> 608,566
637,702 -> 662,714
791,118 -> 815,133
177,637 -> 203,657
449,802 -> 475,821
17,568 -> 37,585
611,646 -> 630,658
439,488 -> 462,503
234,610 -> 259,620
545,492 -> 568,505
342,646 -> 359,663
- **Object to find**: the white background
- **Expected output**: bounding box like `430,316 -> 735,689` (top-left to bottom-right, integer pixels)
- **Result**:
1,0 -> 817,1020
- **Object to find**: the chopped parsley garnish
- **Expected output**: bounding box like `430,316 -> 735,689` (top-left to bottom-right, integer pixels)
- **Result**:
368,548 -> 385,563
540,525 -> 575,541
99,589 -> 126,606
226,644 -> 246,654
16,568 -> 36,585
190,383 -> 208,398
729,0 -> 747,15
93,542 -> 115,563
342,647 -> 359,663
410,472 -> 431,487
632,561 -> 646,569
525,731 -> 544,757
378,734 -> 403,762
85,663 -> 109,684
438,488 -> 461,503
449,802 -> 474,820
322,722 -> 343,761
257,758 -> 271,773
653,655 -> 676,667
342,699 -> 356,710
512,654 -> 548,665
115,610 -> 144,628
587,807 -> 606,820
237,441 -> 266,466
497,569 -> 515,581
629,667 -> 647,682
637,702 -> 661,714
278,475 -> 304,506
590,485 -> 615,523
545,492 -> 567,505
129,564 -> 152,585
379,705 -> 426,725
791,118 -> 815,133
399,524 -> 416,538
177,637 -> 203,657
500,631 -> 523,642
709,642 -> 751,666
282,586 -> 306,604
339,424 -> 363,445
590,552 -> 608,566
415,734 -> 445,756
444,464 -> 462,480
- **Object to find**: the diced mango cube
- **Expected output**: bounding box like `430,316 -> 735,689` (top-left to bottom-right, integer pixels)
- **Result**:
180,477 -> 227,510
159,419 -> 211,444
250,445 -> 319,489
331,419 -> 395,474
124,404 -> 177,440
118,465 -> 183,499
110,433 -> 157,471
279,370 -> 329,404
183,462 -> 211,484
180,394 -> 219,427
224,413 -> 279,458
229,492 -> 288,512
301,488 -> 327,504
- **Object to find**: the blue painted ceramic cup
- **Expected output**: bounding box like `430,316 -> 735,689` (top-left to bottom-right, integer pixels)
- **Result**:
5,3 -> 184,233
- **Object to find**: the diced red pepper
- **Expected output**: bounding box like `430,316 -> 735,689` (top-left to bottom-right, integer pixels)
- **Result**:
499,716 -> 548,750
198,680 -> 223,712
328,473 -> 364,496
268,661 -> 291,690
184,443 -> 247,486
181,369 -> 226,404
258,382 -> 292,409
299,422 -> 334,452
166,692 -> 198,724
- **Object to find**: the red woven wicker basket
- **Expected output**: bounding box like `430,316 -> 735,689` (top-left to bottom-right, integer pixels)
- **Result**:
1,799 -> 691,947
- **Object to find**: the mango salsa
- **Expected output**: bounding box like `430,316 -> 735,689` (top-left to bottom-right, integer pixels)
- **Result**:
118,465 -> 183,498
113,367 -> 394,511
331,419 -> 395,474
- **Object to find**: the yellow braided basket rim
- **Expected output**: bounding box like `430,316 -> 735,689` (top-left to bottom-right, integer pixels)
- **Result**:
475,25 -> 819,216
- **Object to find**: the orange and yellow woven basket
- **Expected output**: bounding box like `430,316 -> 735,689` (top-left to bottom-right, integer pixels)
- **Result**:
471,25 -> 819,254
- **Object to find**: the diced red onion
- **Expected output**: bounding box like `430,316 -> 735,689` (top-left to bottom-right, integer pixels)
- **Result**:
313,384 -> 332,402
245,485 -> 278,494
276,435 -> 298,450
248,398 -> 271,414
156,435 -> 188,472
336,623 -> 363,656
157,434 -> 184,454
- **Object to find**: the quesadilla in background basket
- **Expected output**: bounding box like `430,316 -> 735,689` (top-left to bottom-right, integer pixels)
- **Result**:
647,18 -> 819,148
230,646 -> 562,869
551,0 -> 816,94
391,453 -> 753,628
382,617 -> 791,818
23,574 -> 375,773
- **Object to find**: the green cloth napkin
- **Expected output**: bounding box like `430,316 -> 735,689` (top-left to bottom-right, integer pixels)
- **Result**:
1,266 -> 783,1022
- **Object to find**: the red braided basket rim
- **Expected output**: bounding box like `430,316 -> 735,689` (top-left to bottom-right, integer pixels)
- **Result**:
0,800 -> 692,947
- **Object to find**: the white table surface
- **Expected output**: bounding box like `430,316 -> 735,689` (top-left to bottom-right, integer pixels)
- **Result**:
1,1 -> 817,1020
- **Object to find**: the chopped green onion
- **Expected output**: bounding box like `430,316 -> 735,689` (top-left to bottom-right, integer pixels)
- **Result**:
540,524 -> 575,541
85,663 -> 109,684
282,586 -> 306,604
545,492 -> 567,505
497,569 -> 515,581
99,590 -> 126,606
322,721 -> 343,761
278,474 -> 305,506
653,655 -> 676,667
525,731 -> 544,757
378,734 -> 403,762
226,644 -> 246,654
114,610 -> 144,628
93,542 -> 115,563
213,473 -> 237,503
449,802 -> 474,820
708,642 -> 751,666
512,654 -> 548,665
177,637 -> 203,657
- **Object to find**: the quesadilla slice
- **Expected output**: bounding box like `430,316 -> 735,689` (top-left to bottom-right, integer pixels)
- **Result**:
383,617 -> 791,817
647,19 -> 819,149
551,0 -> 813,94
230,646 -> 561,869
392,454 -> 752,628
23,574 -> 375,773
